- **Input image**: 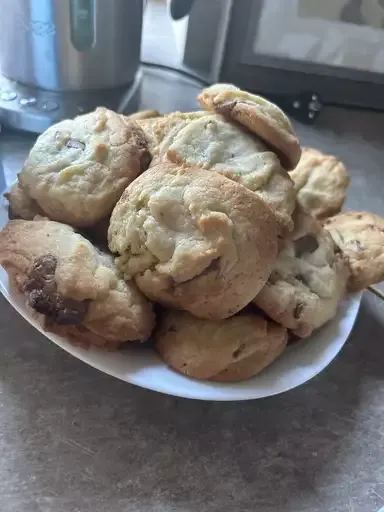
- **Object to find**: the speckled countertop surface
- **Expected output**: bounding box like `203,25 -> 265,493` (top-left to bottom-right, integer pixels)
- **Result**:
0,68 -> 383,512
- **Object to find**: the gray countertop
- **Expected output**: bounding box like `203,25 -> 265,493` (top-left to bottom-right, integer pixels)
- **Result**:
0,68 -> 384,512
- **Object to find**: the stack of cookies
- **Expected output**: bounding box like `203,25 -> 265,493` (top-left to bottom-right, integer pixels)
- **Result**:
1,84 -> 383,382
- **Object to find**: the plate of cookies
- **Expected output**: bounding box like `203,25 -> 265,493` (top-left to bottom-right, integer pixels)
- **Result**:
0,84 -> 382,400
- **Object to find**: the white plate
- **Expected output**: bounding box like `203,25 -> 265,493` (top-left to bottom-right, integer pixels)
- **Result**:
0,194 -> 362,401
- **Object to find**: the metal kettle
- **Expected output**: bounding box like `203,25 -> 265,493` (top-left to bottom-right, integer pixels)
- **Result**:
0,0 -> 143,91
0,0 -> 197,133
0,0 -> 144,132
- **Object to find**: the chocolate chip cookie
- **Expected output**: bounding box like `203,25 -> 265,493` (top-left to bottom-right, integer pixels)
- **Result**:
198,83 -> 301,170
155,309 -> 287,382
109,162 -> 278,320
289,147 -> 350,220
19,108 -> 151,228
254,210 -> 350,337
0,219 -> 155,348
324,210 -> 384,291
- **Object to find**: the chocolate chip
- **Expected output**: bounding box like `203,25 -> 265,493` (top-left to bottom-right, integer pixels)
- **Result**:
66,139 -> 85,150
232,343 -> 246,359
55,306 -> 87,325
215,101 -> 236,118
30,254 -> 57,279
28,288 -> 55,316
293,302 -> 304,319
24,254 -> 89,325
294,234 -> 319,257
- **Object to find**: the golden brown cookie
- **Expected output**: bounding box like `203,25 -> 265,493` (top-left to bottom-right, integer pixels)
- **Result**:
154,309 -> 287,382
18,108 -> 151,228
158,112 -> 295,233
138,109 -> 294,231
324,211 -> 384,291
109,162 -> 278,320
253,210 -> 350,337
4,181 -> 44,220
198,83 -> 301,170
0,219 -> 155,348
289,147 -> 350,220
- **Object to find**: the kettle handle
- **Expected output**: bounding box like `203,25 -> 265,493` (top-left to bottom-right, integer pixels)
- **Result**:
168,0 -> 195,20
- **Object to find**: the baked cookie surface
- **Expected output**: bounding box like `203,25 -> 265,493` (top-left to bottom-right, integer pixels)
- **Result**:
159,113 -> 295,233
0,219 -> 155,347
289,147 -> 350,220
198,83 -> 301,170
108,162 -> 278,320
155,309 -> 287,382
19,108 -> 150,228
253,210 -> 350,337
324,210 -> 384,291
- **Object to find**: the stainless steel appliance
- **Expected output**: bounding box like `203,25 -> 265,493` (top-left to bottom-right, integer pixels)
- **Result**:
0,0 -> 144,132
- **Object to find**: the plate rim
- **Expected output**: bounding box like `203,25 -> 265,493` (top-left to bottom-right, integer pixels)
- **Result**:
0,269 -> 363,401
0,185 -> 363,401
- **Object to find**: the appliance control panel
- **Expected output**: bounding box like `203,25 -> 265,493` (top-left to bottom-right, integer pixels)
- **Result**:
0,70 -> 142,133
